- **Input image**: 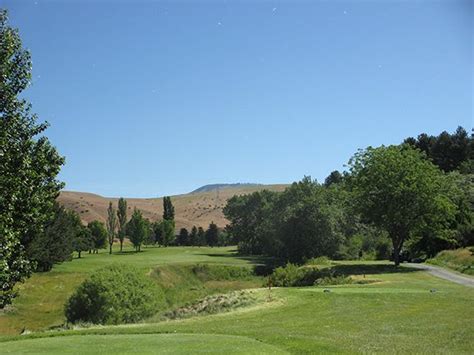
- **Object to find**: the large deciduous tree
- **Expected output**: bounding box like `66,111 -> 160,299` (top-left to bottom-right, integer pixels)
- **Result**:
348,145 -> 456,265
88,220 -> 107,254
0,10 -> 64,307
117,197 -> 127,252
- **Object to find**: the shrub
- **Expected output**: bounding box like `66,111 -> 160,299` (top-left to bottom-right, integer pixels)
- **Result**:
269,263 -> 320,287
305,256 -> 331,266
65,264 -> 165,325
192,264 -> 254,281
314,275 -> 353,286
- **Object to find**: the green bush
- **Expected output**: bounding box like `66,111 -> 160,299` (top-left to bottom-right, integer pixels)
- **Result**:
314,275 -> 353,286
65,264 -> 165,325
305,256 -> 331,266
269,263 -> 320,287
192,264 -> 254,281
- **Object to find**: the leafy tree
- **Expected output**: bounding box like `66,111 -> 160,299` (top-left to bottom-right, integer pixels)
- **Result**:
73,226 -> 93,259
197,227 -> 206,246
88,220 -> 107,254
189,226 -> 198,246
117,198 -> 127,252
206,222 -> 219,247
65,264 -> 165,325
0,10 -> 64,307
160,219 -> 175,247
106,202 -> 117,254
163,196 -> 175,221
27,203 -> 79,272
177,228 -> 189,246
151,221 -> 162,246
348,145 -> 456,265
127,208 -> 147,252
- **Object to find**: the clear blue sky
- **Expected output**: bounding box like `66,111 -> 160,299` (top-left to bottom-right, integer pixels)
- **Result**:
5,0 -> 473,197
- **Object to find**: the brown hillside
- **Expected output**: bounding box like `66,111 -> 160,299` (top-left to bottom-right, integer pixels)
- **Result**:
58,184 -> 288,230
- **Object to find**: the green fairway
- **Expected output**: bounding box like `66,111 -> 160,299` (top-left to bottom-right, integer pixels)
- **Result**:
1,247 -> 473,353
1,333 -> 288,354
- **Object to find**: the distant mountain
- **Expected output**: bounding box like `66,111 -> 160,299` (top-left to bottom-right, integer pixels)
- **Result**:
190,183 -> 263,194
58,184 -> 288,229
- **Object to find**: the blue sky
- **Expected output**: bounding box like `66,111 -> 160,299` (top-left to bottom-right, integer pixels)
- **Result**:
5,0 -> 472,197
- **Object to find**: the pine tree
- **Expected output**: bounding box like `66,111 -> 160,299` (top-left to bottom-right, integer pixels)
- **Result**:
189,226 -> 198,246
206,222 -> 219,247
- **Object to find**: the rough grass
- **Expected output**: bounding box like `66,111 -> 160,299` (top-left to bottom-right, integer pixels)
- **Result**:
0,246 -> 262,334
428,248 -> 474,275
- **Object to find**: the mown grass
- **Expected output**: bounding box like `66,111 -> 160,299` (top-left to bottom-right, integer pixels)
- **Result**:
1,250 -> 473,354
428,248 -> 474,275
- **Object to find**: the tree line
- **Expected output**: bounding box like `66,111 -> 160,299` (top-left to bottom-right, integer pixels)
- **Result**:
224,127 -> 473,266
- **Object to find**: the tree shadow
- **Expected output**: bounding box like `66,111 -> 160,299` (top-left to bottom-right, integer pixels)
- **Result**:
325,263 -> 420,276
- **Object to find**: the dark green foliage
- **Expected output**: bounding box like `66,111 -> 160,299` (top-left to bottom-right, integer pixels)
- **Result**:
87,220 -> 107,253
324,170 -> 343,187
189,226 -> 198,246
159,219 -> 175,247
404,126 -> 473,173
205,222 -> 219,247
197,227 -> 206,246
126,208 -> 148,252
117,198 -> 127,252
177,228 -> 189,246
72,227 -> 93,259
163,196 -> 175,221
0,10 -> 64,308
27,203 -> 78,272
349,145 -> 456,265
65,264 -> 165,325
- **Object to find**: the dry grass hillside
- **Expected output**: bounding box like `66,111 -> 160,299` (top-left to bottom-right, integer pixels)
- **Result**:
58,184 -> 288,230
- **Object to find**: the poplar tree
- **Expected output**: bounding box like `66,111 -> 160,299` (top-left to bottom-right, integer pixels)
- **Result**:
106,202 -> 117,254
117,197 -> 127,252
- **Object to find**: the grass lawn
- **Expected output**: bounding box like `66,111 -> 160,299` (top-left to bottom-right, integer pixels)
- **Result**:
1,247 -> 473,353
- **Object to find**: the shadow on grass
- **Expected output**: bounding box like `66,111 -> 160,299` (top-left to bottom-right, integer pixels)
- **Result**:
197,252 -> 273,265
327,264 -> 420,276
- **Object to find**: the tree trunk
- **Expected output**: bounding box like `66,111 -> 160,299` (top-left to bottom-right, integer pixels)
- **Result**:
78,251 -> 81,258
109,243 -> 112,254
120,241 -> 123,252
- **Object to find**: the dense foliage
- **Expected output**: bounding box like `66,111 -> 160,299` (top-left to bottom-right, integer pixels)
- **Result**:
117,197 -> 127,252
65,264 -> 164,324
0,10 -> 64,307
28,204 -> 78,271
348,145 -> 455,265
127,208 -> 148,252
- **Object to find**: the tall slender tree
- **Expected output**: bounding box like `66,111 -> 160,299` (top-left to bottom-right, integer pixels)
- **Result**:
117,198 -> 127,252
0,10 -> 64,308
106,202 -> 117,254
163,196 -> 175,220
127,208 -> 147,252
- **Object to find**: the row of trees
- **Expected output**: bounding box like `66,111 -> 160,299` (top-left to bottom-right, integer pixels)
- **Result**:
224,127 -> 473,265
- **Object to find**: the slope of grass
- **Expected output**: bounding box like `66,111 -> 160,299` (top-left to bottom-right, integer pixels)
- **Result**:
2,261 -> 473,353
428,248 -> 474,275
0,246 -> 262,334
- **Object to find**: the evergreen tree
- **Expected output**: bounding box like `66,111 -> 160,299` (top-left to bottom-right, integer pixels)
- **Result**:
0,10 -> 64,307
28,203 -> 79,272
206,222 -> 219,247
197,227 -> 206,246
117,198 -> 128,252
106,202 -> 117,254
189,226 -> 198,246
177,228 -> 189,246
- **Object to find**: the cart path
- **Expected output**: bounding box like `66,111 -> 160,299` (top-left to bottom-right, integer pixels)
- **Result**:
404,263 -> 474,288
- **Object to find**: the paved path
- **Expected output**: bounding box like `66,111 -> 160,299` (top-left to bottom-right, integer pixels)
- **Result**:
404,263 -> 474,288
